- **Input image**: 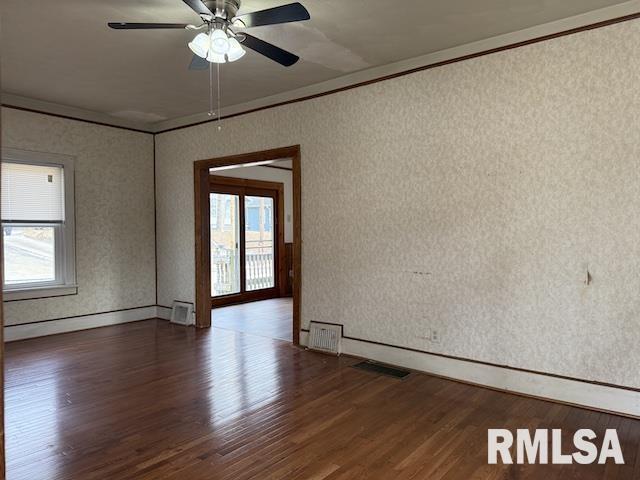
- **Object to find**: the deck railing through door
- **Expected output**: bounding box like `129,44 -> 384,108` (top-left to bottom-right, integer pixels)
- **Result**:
212,245 -> 274,296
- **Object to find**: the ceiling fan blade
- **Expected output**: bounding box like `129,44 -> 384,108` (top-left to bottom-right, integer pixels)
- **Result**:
189,54 -> 209,70
108,22 -> 189,29
241,33 -> 299,67
182,0 -> 214,17
235,2 -> 310,28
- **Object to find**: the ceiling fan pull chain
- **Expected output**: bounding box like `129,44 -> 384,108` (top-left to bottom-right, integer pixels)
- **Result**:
208,60 -> 214,117
207,22 -> 215,118
217,61 -> 222,131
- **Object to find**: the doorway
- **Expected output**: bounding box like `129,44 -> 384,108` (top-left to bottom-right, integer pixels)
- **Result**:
209,176 -> 285,308
193,146 -> 301,344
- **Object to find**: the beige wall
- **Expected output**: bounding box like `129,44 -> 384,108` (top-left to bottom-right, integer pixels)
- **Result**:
156,19 -> 640,389
2,108 -> 156,326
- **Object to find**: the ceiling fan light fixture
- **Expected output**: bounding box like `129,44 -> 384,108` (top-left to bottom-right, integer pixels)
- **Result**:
210,28 -> 231,55
188,32 -> 210,58
226,37 -> 246,62
207,51 -> 227,64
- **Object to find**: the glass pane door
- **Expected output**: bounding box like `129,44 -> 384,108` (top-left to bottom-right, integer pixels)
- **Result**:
245,196 -> 275,291
210,193 -> 240,297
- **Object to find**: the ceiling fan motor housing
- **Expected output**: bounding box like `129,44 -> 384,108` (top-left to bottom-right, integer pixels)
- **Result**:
204,0 -> 241,20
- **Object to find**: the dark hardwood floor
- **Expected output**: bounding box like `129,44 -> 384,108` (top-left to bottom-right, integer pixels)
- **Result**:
212,297 -> 292,342
5,320 -> 640,479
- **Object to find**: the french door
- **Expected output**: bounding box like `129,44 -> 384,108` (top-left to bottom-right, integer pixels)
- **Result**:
209,176 -> 284,307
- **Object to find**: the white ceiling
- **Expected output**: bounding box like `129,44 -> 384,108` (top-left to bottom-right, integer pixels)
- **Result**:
1,0 -> 636,129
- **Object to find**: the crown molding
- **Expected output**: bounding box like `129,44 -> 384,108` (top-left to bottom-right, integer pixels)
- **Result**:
1,94 -> 154,134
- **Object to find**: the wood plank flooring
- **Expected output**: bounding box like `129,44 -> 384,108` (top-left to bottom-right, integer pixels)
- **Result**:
212,298 -> 292,342
5,320 -> 640,479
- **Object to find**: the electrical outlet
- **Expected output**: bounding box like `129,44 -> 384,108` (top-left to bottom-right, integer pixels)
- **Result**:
431,330 -> 440,344
420,328 -> 442,343
423,328 -> 432,340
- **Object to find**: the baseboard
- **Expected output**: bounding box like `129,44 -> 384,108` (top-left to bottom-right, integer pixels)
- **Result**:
4,306 -> 159,341
156,305 -> 172,320
300,332 -> 640,418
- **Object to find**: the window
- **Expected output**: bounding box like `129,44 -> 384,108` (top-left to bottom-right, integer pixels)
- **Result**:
246,197 -> 273,233
2,149 -> 76,300
224,197 -> 233,228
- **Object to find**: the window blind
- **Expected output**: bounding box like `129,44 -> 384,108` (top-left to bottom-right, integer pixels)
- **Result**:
1,162 -> 65,222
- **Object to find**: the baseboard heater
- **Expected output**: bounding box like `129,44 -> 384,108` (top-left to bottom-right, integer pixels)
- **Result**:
308,321 -> 342,355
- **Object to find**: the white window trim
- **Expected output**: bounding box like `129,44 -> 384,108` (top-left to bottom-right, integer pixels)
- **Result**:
2,148 -> 77,300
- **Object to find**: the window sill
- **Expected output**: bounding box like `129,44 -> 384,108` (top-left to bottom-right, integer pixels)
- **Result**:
3,285 -> 78,301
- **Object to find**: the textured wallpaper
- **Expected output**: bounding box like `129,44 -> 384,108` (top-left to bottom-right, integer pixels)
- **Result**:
2,108 -> 156,325
156,19 -> 640,388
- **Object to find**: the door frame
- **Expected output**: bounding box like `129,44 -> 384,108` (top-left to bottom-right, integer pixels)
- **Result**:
194,145 -> 301,344
209,175 -> 285,308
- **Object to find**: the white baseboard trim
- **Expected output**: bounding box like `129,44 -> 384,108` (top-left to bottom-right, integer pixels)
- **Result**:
4,306 -> 158,342
300,332 -> 640,417
156,305 -> 172,320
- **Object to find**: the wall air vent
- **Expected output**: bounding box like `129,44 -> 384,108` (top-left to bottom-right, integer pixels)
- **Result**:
170,301 -> 195,326
352,361 -> 411,379
308,322 -> 342,355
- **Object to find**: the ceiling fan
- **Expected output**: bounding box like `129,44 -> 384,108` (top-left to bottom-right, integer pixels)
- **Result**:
108,0 -> 310,69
